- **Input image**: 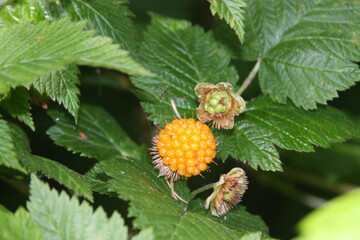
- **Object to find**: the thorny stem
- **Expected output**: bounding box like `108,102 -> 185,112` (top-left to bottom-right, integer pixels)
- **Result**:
236,59 -> 261,95
190,183 -> 215,199
171,99 -> 182,119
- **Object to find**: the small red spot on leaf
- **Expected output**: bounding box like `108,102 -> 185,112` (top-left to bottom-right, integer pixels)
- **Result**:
38,37 -> 43,41
41,102 -> 48,109
354,39 -> 359,44
79,132 -> 88,142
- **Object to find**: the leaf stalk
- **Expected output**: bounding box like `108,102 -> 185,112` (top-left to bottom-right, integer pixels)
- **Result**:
236,58 -> 261,95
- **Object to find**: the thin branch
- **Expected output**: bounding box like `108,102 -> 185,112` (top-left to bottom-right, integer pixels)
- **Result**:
190,183 -> 215,199
236,59 -> 261,95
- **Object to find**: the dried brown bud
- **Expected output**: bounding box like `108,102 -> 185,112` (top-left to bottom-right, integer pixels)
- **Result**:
205,168 -> 248,217
195,82 -> 245,129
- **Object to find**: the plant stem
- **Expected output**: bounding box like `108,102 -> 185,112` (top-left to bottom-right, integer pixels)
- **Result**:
236,59 -> 261,95
190,183 -> 214,199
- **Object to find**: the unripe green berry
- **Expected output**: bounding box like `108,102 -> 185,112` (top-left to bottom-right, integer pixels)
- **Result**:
208,106 -> 215,114
210,98 -> 219,106
214,104 -> 223,113
213,93 -> 222,101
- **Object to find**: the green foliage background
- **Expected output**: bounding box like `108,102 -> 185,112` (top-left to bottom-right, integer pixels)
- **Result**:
0,0 -> 360,239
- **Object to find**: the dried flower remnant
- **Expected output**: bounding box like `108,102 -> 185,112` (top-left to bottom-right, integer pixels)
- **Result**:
195,82 -> 245,129
205,168 -> 248,216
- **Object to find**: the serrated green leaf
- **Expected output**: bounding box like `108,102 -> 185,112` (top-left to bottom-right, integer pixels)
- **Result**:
47,104 -> 140,161
242,0 -> 360,109
295,188 -> 360,240
27,174 -> 128,240
0,206 -> 44,240
0,18 -> 152,95
0,117 -> 26,173
34,65 -> 81,120
61,0 -> 138,55
131,14 -> 239,126
95,156 -> 269,240
217,97 -> 358,171
9,122 -> 93,201
0,87 -> 34,130
208,0 -> 246,43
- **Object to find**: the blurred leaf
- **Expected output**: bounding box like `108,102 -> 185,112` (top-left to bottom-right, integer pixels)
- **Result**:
47,104 -> 140,161
295,189 -> 360,240
33,65 -> 81,120
61,0 -> 138,55
9,122 -> 93,201
27,174 -> 128,240
0,117 -> 26,173
95,156 -> 269,239
0,18 -> 152,94
0,206 -> 44,240
0,87 -> 34,130
0,0 -> 54,25
217,97 -> 358,171
239,232 -> 261,240
131,14 -> 239,126
208,0 -> 246,43
242,0 -> 360,109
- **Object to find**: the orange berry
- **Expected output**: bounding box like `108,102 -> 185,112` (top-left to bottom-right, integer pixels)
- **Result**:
175,149 -> 184,157
197,149 -> 205,157
169,164 -> 177,171
185,151 -> 195,158
177,163 -> 186,170
205,148 -> 213,157
178,169 -> 186,176
186,159 -> 196,166
165,141 -> 172,149
157,141 -> 165,149
205,156 -> 212,164
198,163 -> 207,171
193,167 -> 200,176
199,141 -> 207,150
168,149 -> 175,157
197,156 -> 205,163
159,148 -> 166,157
186,166 -> 195,174
190,142 -> 199,151
163,156 -> 171,165
182,142 -> 190,151
153,118 -> 217,178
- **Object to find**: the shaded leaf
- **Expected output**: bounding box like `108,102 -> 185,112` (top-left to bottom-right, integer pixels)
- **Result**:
208,0 -> 246,43
95,156 -> 269,239
9,123 -> 93,201
33,65 -> 81,120
131,14 -> 239,126
47,104 -> 140,161
242,0 -> 360,109
0,87 -> 34,130
61,0 -> 138,55
0,18 -> 152,94
217,97 -> 358,171
0,117 -> 26,173
27,174 -> 127,240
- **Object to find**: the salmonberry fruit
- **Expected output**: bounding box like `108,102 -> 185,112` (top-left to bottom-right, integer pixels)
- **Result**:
151,118 -> 216,180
